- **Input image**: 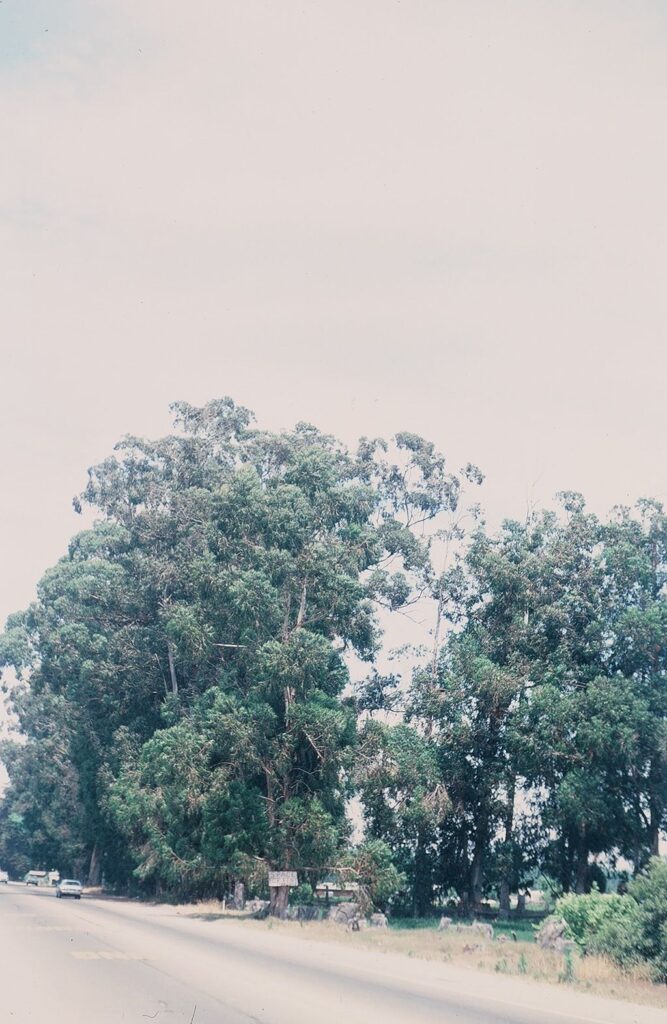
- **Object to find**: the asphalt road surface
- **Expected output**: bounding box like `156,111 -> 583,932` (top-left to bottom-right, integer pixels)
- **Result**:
0,884 -> 662,1024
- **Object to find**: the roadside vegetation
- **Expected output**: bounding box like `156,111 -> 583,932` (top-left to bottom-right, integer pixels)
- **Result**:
554,859 -> 667,982
0,396 -> 665,986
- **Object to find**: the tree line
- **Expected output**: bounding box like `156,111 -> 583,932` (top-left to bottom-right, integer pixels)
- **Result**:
0,398 -> 664,912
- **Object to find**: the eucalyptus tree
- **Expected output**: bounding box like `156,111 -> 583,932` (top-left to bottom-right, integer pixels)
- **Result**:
353,445 -> 485,915
0,399 -> 474,902
394,493 -> 666,909
600,500 -> 667,865
403,515 -> 543,911
354,719 -> 448,915
514,496 -> 667,891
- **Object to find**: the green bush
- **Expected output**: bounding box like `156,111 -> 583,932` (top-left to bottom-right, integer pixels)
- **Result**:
555,859 -> 667,982
587,902 -> 644,969
291,882 -> 314,905
627,858 -> 667,982
556,889 -> 636,953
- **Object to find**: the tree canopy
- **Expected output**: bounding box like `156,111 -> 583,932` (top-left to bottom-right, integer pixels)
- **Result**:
0,399 -> 664,914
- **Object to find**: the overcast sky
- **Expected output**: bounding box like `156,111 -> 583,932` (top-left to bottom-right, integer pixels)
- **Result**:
1,0 -> 666,626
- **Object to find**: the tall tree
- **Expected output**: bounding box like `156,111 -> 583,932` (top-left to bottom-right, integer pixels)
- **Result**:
0,399 -> 472,903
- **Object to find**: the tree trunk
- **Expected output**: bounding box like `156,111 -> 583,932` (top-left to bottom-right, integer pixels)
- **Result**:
499,880 -> 511,919
559,832 -> 573,893
648,761 -> 663,857
430,588 -> 445,680
270,885 -> 289,918
233,881 -> 245,911
412,826 -> 432,917
296,578 -> 308,628
264,766 -> 276,829
167,640 -> 178,695
575,827 -> 588,894
87,843 -> 101,887
499,778 -> 516,920
470,831 -> 486,909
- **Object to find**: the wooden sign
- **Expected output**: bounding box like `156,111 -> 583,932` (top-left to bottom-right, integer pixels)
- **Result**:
268,871 -> 298,888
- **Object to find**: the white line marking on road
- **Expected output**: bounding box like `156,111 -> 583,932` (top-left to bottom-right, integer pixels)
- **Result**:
36,925 -> 84,932
71,951 -> 153,961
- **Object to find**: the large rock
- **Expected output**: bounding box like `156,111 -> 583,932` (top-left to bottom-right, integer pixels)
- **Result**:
245,899 -> 269,913
369,912 -> 388,929
245,899 -> 270,918
536,917 -> 576,953
285,905 -> 322,922
328,902 -> 359,925
437,915 -> 453,931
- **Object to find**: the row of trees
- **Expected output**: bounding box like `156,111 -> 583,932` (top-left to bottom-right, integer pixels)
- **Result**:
358,493 -> 666,912
0,399 -> 665,913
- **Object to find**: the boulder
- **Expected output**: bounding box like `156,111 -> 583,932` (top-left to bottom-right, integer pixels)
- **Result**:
245,899 -> 269,914
554,938 -> 577,955
285,905 -> 322,922
329,902 -> 359,925
536,917 -> 571,952
369,913 -> 388,929
437,916 -> 453,931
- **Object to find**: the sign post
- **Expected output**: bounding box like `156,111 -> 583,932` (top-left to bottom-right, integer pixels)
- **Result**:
268,870 -> 299,918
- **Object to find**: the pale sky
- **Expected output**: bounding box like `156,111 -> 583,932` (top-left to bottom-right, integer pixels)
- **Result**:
1,0 -> 666,627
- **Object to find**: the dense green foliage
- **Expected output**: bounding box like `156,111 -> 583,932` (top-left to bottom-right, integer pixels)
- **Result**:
0,400 -> 472,901
556,859 -> 667,980
358,496 -> 666,914
556,889 -> 638,954
0,398 -> 665,934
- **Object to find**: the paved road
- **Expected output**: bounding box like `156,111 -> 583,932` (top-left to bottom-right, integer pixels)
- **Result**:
0,884 -> 661,1024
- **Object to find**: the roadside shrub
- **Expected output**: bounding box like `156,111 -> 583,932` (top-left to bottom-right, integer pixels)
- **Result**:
586,902 -> 644,969
627,858 -> 667,982
556,890 -> 635,952
556,859 -> 667,982
291,882 -> 314,905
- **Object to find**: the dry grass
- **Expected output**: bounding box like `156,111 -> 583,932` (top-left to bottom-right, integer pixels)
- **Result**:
162,900 -> 667,1011
168,900 -> 253,920
227,916 -> 667,1011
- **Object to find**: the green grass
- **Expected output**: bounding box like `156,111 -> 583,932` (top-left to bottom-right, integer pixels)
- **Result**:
389,916 -> 537,943
389,917 -> 442,930
492,920 -> 537,943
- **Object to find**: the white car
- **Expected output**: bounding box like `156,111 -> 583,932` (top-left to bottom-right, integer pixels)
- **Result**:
55,879 -> 82,900
25,870 -> 47,886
